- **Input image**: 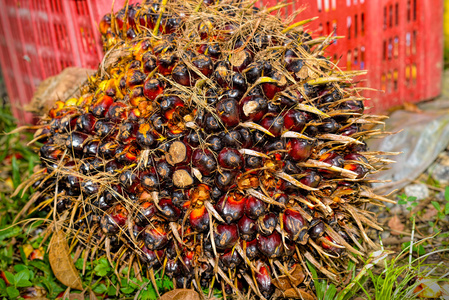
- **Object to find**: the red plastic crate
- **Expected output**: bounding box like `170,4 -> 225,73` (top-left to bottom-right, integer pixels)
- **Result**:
260,0 -> 443,112
0,0 -> 443,124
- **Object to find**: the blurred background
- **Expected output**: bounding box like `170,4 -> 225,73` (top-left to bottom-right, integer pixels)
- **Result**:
0,0 -> 445,125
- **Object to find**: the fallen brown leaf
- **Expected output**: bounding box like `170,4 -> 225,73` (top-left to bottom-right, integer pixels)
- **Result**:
403,102 -> 423,113
388,215 -> 405,235
159,289 -> 201,300
272,265 -> 306,290
49,230 -> 83,290
421,205 -> 438,220
280,288 -> 316,300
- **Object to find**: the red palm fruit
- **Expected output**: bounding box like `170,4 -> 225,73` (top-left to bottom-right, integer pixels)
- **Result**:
99,13 -> 111,35
48,101 -> 65,118
287,139 -> 313,161
206,42 -> 221,59
260,115 -> 284,137
257,231 -> 282,258
83,140 -> 99,157
344,153 -> 369,178
126,69 -> 146,87
143,78 -> 164,100
100,214 -> 120,235
119,169 -> 140,193
214,224 -> 239,250
319,151 -> 344,176
243,239 -> 259,260
116,143 -> 139,164
192,54 -> 213,77
106,102 -> 128,122
216,98 -> 240,127
144,223 -> 169,250
128,108 -> 141,121
181,250 -> 195,273
157,198 -> 181,221
156,160 -> 174,182
340,124 -> 360,136
245,196 -> 267,219
221,249 -> 242,269
299,169 -> 322,188
321,235 -> 336,250
213,61 -> 232,88
229,50 -> 252,72
97,141 -> 119,159
318,118 -> 341,133
216,192 -> 246,224
139,245 -> 164,267
94,121 -> 116,137
160,95 -> 185,120
239,95 -> 267,122
91,95 -> 113,117
189,205 -> 209,232
218,147 -> 244,170
142,52 -> 157,74
136,123 -> 156,148
238,214 -> 257,241
65,132 -> 88,153
192,149 -> 217,176
157,52 -> 177,75
283,109 -> 306,131
172,63 -> 191,86
58,114 -> 78,133
117,122 -> 137,143
76,113 -> 97,133
136,202 -> 157,226
309,220 -> 325,239
111,204 -> 128,226
262,71 -> 287,99
140,169 -> 160,191
215,169 -> 238,191
283,208 -> 308,242
258,213 -> 278,235
165,258 -> 180,278
255,262 -> 274,298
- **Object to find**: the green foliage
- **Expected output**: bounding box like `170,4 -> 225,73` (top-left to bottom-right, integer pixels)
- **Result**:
397,193 -> 418,211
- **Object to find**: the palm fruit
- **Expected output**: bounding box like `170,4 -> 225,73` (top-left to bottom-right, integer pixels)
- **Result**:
26,0 -> 394,298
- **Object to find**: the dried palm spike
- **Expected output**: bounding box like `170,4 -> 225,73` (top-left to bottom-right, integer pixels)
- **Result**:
25,0 -> 393,298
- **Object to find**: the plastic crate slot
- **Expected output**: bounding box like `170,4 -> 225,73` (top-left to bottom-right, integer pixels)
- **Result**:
347,50 -> 351,70
395,3 -> 399,26
393,69 -> 398,91
347,16 -> 351,39
383,40 -> 387,60
412,0 -> 416,21
411,64 -> 417,84
389,4 -> 393,28
317,0 -> 322,12
354,47 -> 358,66
360,46 -> 365,69
384,6 -> 387,30
331,0 -> 336,10
361,12 -> 365,35
346,0 -> 351,7
50,0 -> 63,14
354,14 -> 358,38
388,37 -> 393,60
405,65 -> 410,84
412,30 -> 417,55
407,0 -> 411,22
75,1 -> 89,16
54,23 -> 70,51
394,36 -> 399,58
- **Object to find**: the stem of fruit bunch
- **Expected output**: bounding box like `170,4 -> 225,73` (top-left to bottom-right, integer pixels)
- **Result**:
153,0 -> 169,36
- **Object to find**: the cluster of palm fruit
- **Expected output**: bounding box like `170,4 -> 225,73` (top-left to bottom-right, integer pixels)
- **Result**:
26,0 -> 393,298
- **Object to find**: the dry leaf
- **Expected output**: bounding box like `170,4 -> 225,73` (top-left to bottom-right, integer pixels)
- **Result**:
272,265 -> 306,290
159,289 -> 201,300
27,67 -> 94,115
403,102 -> 423,113
49,230 -> 83,290
388,215 -> 405,235
421,205 -> 438,220
280,288 -> 316,300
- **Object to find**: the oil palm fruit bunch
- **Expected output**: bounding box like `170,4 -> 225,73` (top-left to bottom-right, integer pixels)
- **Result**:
24,0 -> 394,298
